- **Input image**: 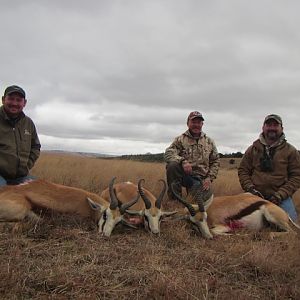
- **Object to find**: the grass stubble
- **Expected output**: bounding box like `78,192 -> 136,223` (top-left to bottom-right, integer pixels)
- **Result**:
0,152 -> 299,299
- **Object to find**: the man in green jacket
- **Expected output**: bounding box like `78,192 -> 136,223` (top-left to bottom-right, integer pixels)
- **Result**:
238,114 -> 300,221
0,85 -> 41,187
164,111 -> 220,202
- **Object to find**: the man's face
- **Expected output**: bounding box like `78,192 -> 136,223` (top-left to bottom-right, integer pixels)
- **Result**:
2,92 -> 26,117
188,118 -> 203,136
262,120 -> 283,142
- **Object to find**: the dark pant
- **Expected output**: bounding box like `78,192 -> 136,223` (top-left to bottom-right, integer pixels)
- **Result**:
166,162 -> 205,198
166,162 -> 184,198
0,175 -> 37,187
166,162 -> 212,201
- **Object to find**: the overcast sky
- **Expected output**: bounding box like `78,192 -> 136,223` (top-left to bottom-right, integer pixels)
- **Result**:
1,0 -> 300,155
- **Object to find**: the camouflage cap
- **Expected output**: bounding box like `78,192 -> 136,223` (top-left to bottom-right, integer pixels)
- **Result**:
264,114 -> 282,125
187,111 -> 204,121
3,85 -> 26,98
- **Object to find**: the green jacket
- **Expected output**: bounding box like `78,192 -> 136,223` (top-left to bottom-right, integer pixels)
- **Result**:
0,106 -> 41,179
238,134 -> 300,199
164,130 -> 220,180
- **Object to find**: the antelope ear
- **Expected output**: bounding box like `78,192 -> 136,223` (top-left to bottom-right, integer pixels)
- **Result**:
125,209 -> 144,216
87,197 -> 105,211
162,211 -> 178,217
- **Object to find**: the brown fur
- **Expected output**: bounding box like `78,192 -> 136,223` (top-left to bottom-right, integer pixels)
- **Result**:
183,193 -> 299,236
0,180 -> 108,223
292,189 -> 300,215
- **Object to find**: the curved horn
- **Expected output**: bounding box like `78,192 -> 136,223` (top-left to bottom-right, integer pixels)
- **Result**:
171,182 -> 196,216
119,193 -> 140,215
109,177 -> 118,210
190,184 -> 205,212
155,179 -> 167,209
138,179 -> 151,209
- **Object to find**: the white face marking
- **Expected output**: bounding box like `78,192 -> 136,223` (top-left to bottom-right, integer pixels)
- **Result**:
144,209 -> 162,234
98,208 -> 122,237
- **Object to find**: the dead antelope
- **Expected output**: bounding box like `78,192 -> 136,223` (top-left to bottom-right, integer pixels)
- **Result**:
100,178 -> 177,234
0,178 -> 139,237
172,184 -> 300,239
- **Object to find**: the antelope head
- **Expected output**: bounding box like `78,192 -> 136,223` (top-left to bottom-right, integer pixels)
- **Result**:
171,182 -> 213,239
127,179 -> 177,234
87,177 -> 140,237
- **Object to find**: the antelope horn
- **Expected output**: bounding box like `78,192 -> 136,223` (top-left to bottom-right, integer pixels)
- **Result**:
119,193 -> 140,215
109,177 -> 118,210
171,182 -> 196,216
154,179 -> 167,209
138,179 -> 151,209
121,219 -> 138,229
188,182 -> 206,212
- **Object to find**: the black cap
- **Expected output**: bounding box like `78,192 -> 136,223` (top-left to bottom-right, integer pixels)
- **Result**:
3,85 -> 26,98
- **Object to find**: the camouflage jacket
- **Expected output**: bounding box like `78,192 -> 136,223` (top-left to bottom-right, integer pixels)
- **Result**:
238,134 -> 300,199
164,130 -> 220,180
0,106 -> 41,179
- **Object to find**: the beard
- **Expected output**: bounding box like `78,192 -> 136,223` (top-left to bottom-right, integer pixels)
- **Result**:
265,130 -> 280,141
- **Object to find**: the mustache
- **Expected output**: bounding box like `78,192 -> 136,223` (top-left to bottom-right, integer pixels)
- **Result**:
266,130 -> 277,133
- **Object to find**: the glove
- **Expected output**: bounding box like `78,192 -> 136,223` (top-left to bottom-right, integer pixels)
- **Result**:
248,187 -> 264,198
268,193 -> 282,205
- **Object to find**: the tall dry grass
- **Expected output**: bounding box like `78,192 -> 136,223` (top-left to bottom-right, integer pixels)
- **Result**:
1,152 -> 300,299
31,152 -> 244,197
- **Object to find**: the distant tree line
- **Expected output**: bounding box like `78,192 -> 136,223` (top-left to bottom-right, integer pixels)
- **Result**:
118,153 -> 165,162
105,151 -> 244,163
219,152 -> 243,158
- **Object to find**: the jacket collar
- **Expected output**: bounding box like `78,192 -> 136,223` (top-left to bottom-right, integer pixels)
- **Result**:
184,129 -> 205,139
258,132 -> 286,148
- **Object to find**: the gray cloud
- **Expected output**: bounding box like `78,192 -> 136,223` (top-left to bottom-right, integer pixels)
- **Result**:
1,0 -> 300,154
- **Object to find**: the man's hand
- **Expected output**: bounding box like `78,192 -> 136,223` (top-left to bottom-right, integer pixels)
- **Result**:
182,160 -> 192,175
202,178 -> 211,191
248,187 -> 264,198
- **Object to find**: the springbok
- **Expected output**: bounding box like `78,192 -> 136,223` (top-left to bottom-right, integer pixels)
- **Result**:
0,178 -> 139,237
171,184 -> 300,239
100,178 -> 177,234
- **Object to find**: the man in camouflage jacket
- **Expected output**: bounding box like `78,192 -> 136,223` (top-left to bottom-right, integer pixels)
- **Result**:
164,111 -> 220,201
0,85 -> 41,186
238,114 -> 300,221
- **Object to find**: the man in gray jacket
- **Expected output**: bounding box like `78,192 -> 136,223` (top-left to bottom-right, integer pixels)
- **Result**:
0,85 -> 41,186
164,111 -> 220,201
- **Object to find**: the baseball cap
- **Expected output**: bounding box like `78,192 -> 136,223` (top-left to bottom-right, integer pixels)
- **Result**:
187,111 -> 204,121
3,85 -> 26,98
264,114 -> 282,125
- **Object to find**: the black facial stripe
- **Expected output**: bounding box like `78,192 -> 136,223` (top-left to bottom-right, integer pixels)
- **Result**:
101,220 -> 106,232
101,210 -> 107,231
226,201 -> 266,222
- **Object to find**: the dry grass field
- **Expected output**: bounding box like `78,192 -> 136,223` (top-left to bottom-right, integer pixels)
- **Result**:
1,152 -> 300,299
